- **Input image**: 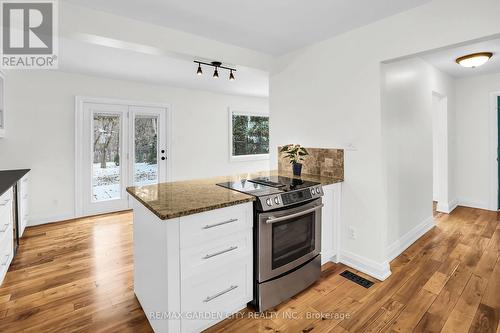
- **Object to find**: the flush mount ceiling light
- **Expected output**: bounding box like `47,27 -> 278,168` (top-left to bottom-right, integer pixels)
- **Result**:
455,52 -> 493,68
194,60 -> 236,80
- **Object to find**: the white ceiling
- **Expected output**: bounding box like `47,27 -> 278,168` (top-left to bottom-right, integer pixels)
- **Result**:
59,37 -> 269,98
63,0 -> 430,55
421,38 -> 500,78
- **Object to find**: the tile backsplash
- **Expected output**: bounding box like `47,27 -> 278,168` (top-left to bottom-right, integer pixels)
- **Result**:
278,147 -> 344,179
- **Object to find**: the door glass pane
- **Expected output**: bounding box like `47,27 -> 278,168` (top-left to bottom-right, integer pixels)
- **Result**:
92,114 -> 121,202
134,115 -> 159,186
271,212 -> 315,269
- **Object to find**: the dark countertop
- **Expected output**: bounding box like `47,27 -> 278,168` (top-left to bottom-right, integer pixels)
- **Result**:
0,169 -> 30,197
126,170 -> 343,220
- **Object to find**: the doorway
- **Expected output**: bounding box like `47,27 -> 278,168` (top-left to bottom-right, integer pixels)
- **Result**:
432,92 -> 450,213
75,98 -> 170,217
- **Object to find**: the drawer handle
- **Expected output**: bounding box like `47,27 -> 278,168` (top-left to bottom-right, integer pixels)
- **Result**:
203,218 -> 238,229
0,223 -> 9,233
1,254 -> 10,266
202,246 -> 238,260
0,199 -> 11,207
203,285 -> 238,303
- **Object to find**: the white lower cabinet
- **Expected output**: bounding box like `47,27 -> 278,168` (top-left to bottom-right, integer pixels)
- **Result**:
132,200 -> 253,333
0,188 -> 14,285
18,174 -> 29,237
320,183 -> 342,264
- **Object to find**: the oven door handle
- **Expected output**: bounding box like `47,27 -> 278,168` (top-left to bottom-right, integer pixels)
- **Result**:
266,204 -> 324,224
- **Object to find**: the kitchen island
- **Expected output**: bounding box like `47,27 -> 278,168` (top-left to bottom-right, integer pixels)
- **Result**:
126,171 -> 343,333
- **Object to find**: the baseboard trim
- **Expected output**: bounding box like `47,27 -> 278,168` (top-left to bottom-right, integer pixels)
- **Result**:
27,213 -> 76,227
457,199 -> 494,211
386,215 -> 435,263
321,251 -> 337,265
436,199 -> 458,214
339,250 -> 391,281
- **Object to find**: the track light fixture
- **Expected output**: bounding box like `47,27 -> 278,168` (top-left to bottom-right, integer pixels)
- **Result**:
194,60 -> 236,81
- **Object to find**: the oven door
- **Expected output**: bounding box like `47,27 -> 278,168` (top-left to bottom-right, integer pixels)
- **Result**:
257,198 -> 322,282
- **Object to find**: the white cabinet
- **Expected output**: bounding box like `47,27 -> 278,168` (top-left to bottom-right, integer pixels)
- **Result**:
0,71 -> 5,138
132,200 -> 253,333
321,183 -> 342,264
18,174 -> 29,237
0,188 -> 14,285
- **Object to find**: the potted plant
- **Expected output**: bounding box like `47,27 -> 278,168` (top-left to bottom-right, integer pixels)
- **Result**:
280,144 -> 309,176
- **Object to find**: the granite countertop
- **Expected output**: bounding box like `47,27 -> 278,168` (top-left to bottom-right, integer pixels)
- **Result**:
126,170 -> 343,220
0,169 -> 31,197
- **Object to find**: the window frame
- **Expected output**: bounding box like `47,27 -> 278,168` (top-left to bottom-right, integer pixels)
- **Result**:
228,108 -> 270,162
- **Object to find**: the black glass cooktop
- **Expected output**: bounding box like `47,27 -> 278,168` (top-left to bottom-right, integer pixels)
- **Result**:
217,176 -> 320,197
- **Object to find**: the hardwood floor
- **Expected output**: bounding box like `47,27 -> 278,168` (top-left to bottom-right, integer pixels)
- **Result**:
0,207 -> 498,332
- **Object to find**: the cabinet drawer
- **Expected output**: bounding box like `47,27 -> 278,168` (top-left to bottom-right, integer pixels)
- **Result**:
181,231 -> 252,280
0,212 -> 12,246
180,203 -> 252,248
20,175 -> 29,193
0,188 -> 13,220
0,224 -> 13,285
181,261 -> 252,333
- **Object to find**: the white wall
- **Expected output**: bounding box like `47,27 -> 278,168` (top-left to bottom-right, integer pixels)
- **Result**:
455,72 -> 500,210
269,0 -> 499,278
382,58 -> 455,258
382,58 -> 433,251
0,70 -> 269,224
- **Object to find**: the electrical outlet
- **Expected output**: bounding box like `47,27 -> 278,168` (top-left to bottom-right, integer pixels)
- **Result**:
348,226 -> 357,240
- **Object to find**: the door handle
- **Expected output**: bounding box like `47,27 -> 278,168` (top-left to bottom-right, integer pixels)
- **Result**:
1,254 -> 10,266
266,204 -> 324,224
0,223 -> 9,233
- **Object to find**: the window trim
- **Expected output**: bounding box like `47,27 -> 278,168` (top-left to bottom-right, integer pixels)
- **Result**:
228,108 -> 270,162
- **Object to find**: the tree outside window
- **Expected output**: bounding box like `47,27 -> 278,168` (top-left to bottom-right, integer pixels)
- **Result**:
231,112 -> 269,159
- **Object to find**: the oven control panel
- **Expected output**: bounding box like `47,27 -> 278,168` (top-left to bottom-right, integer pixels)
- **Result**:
258,186 -> 323,211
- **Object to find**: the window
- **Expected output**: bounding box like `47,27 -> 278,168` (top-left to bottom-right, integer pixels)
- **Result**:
230,110 -> 269,161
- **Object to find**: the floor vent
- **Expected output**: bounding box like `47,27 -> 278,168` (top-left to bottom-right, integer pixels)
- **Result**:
340,270 -> 374,288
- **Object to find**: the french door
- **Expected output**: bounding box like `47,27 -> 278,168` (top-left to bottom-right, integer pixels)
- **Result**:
79,102 -> 167,216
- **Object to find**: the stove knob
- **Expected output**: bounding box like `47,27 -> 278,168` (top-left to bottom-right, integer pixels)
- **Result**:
316,187 -> 321,194
266,198 -> 272,206
310,188 -> 315,196
274,196 -> 280,205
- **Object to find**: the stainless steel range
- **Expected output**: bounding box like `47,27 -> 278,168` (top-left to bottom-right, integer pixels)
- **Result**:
217,176 -> 323,311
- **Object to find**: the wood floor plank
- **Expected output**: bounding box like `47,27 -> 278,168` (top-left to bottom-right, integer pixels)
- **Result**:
440,274 -> 488,333
410,264 -> 473,332
356,299 -> 405,333
468,303 -> 499,333
387,289 -> 437,332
